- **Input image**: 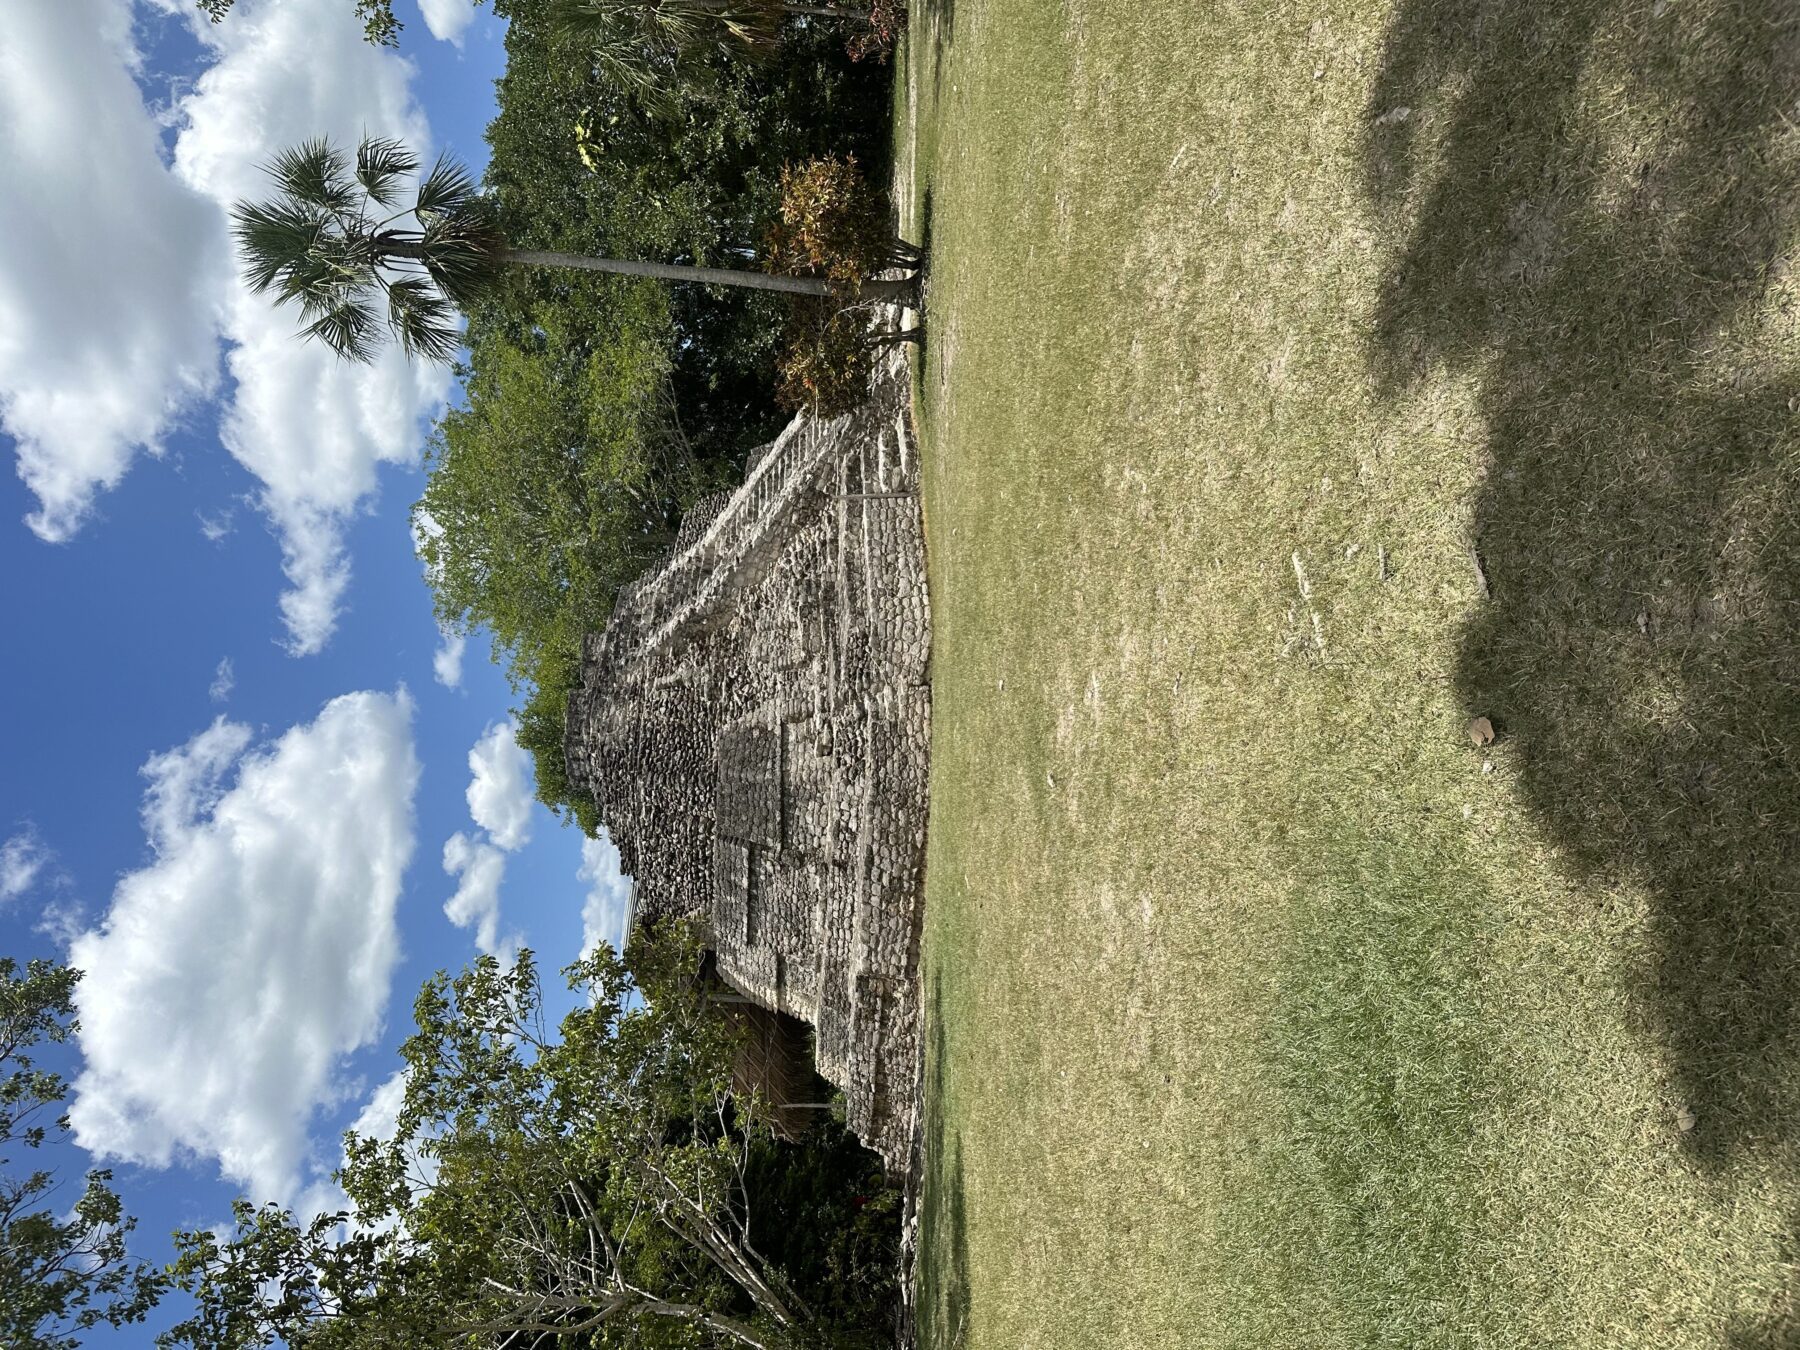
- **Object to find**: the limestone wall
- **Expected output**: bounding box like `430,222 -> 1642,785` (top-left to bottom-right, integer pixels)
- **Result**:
565,351 -> 928,1170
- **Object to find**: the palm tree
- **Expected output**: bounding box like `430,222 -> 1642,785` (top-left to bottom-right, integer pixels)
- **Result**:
554,0 -> 871,55
552,0 -> 875,107
230,136 -> 913,364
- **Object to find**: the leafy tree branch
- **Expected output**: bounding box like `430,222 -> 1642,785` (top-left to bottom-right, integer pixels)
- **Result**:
163,928 -> 893,1350
0,959 -> 165,1350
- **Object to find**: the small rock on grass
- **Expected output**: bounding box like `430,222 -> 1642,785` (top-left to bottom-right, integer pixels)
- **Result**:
1676,1104 -> 1698,1133
1467,716 -> 1496,747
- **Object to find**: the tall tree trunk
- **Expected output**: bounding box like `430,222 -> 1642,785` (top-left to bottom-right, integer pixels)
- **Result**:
504,248 -> 913,302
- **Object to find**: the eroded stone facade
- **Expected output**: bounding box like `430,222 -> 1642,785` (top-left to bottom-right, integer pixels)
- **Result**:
564,353 -> 928,1169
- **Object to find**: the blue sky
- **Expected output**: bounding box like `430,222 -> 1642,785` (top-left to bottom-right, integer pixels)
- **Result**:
0,1 -> 633,1336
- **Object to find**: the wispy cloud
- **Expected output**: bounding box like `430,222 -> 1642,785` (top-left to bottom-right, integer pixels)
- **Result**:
196,506 -> 236,543
0,828 -> 48,903
432,628 -> 466,689
35,896 -> 88,948
208,656 -> 235,703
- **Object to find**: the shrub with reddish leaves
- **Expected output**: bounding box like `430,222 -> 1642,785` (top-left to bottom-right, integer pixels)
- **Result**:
763,154 -> 894,295
848,0 -> 906,62
775,299 -> 875,417
765,155 -> 919,416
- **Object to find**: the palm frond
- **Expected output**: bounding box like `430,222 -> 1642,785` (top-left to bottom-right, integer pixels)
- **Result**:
356,136 -> 418,208
414,153 -> 482,222
416,211 -> 508,309
552,0 -> 674,51
552,0 -> 775,102
549,0 -> 640,44
384,277 -> 463,364
286,265 -> 365,320
230,199 -> 330,295
302,297 -> 383,363
591,45 -> 672,110
696,0 -> 784,53
267,139 -> 357,215
279,232 -> 383,308
235,136 -> 501,367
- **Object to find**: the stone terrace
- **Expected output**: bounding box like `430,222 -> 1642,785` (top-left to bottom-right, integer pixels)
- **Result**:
564,352 -> 929,1169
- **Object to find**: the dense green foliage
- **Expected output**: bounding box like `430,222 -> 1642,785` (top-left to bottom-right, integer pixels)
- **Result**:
194,0 -> 897,62
422,0 -> 892,825
742,1128 -> 901,1335
1,960 -> 164,1350
163,928 -> 901,1349
482,0 -> 891,455
417,279 -> 730,834
551,0 -> 790,107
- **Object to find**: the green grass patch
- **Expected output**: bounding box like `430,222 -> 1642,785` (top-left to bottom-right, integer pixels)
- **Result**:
899,1 -> 1800,1345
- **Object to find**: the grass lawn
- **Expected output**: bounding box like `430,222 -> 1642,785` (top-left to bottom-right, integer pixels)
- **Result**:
896,1 -> 1800,1346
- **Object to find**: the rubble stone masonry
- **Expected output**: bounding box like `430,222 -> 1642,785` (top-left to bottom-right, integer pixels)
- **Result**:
565,352 -> 928,1170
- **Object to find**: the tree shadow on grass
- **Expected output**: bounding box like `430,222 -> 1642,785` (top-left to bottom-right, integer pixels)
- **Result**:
913,0 -> 956,89
910,184 -> 936,357
1731,1289 -> 1800,1348
1363,0 -> 1800,1169
917,972 -> 970,1350
892,186 -> 936,420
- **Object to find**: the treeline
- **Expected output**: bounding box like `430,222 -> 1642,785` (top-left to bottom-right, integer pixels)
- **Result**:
4,939 -> 904,1349
416,0 -> 895,829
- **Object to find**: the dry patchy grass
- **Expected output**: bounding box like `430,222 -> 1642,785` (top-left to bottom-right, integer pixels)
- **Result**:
899,1 -> 1800,1347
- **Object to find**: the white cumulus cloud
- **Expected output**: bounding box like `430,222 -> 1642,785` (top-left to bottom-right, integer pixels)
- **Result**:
418,0 -> 479,45
139,716 -> 253,852
1,0 -> 451,655
466,721 -> 533,852
0,0 -> 226,541
578,833 -> 633,959
441,830 -> 508,956
68,690 -> 419,1203
171,0 -> 452,654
